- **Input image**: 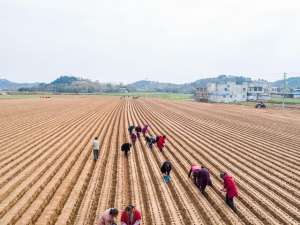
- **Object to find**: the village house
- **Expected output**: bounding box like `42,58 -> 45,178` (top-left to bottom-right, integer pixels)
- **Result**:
247,80 -> 271,101
195,80 -> 272,103
207,81 -> 248,103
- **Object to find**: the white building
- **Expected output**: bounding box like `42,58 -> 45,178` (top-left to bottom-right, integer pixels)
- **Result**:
195,79 -> 273,103
247,80 -> 271,101
293,88 -> 300,98
207,81 -> 248,103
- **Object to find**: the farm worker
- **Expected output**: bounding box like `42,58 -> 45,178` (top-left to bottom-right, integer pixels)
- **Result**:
128,125 -> 135,135
121,143 -> 132,157
142,125 -> 149,137
161,160 -> 172,183
121,204 -> 141,225
188,164 -> 201,184
145,135 -> 156,150
157,135 -> 166,152
220,172 -> 238,212
97,208 -> 119,225
130,133 -> 137,144
195,166 -> 213,194
135,125 -> 142,139
92,137 -> 100,161
156,135 -> 160,143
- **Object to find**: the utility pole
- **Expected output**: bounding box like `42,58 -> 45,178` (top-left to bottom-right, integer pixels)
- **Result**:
282,72 -> 287,109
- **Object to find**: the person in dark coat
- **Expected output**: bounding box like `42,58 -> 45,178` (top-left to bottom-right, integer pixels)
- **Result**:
155,135 -> 160,143
135,126 -> 142,139
145,135 -> 156,150
121,143 -> 132,157
128,125 -> 135,135
161,160 -> 172,183
195,166 -> 212,194
220,172 -> 238,213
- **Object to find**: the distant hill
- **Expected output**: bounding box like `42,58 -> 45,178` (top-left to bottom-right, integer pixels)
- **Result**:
19,76 -> 122,93
191,75 -> 251,87
2,74 -> 300,93
128,75 -> 252,93
0,79 -> 38,91
271,77 -> 300,89
127,80 -> 182,92
51,76 -> 80,85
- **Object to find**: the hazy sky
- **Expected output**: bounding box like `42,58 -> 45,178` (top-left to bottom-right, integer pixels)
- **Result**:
1,0 -> 299,84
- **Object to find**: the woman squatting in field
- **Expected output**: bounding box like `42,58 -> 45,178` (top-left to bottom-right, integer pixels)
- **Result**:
189,164 -> 213,194
135,125 -> 142,139
145,135 -> 156,150
188,164 -> 201,183
121,143 -> 132,157
141,125 -> 149,137
130,133 -> 137,145
121,204 -> 141,225
97,208 -> 118,225
161,160 -> 172,183
128,125 -> 135,135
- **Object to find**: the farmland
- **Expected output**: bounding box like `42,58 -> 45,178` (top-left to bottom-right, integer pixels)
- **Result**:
0,96 -> 299,225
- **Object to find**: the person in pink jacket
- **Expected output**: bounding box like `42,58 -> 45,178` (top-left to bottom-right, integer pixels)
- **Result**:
142,125 -> 149,137
131,133 -> 137,145
97,208 -> 118,225
188,164 -> 201,184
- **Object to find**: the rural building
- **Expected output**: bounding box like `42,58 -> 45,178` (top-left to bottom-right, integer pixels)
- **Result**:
270,86 -> 282,98
194,87 -> 208,102
206,81 -> 248,103
195,79 -> 273,103
293,88 -> 300,98
247,80 -> 271,101
271,86 -> 282,94
119,87 -> 129,93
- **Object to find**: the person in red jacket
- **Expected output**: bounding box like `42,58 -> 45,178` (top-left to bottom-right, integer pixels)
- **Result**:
121,204 -> 141,225
157,135 -> 166,152
220,172 -> 238,212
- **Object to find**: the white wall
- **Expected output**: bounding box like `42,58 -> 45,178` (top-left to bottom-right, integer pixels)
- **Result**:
207,82 -> 247,102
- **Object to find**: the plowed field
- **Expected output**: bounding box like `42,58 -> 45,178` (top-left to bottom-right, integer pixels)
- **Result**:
0,96 -> 299,225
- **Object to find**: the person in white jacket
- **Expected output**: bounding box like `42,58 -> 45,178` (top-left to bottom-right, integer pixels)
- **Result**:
92,137 -> 100,160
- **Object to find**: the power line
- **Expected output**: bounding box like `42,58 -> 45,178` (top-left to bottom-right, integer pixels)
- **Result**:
282,72 -> 287,109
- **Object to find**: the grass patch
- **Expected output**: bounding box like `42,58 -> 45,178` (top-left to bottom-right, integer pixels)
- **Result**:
0,91 -> 55,99
223,97 -> 300,107
0,94 -> 40,99
267,97 -> 300,105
